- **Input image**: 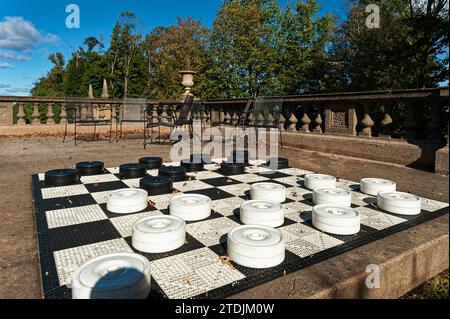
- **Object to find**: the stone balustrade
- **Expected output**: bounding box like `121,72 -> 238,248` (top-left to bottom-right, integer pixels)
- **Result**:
0,87 -> 448,174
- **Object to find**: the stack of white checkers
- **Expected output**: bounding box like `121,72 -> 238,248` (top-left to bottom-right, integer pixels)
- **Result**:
107,189 -> 148,214
377,191 -> 422,215
132,216 -> 186,253
250,182 -> 286,203
240,200 -> 284,227
304,174 -> 336,190
313,187 -> 352,207
312,205 -> 360,235
227,225 -> 285,268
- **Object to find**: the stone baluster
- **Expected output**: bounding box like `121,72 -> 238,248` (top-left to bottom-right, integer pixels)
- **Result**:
427,102 -> 443,142
224,112 -> 231,125
219,109 -> 225,124
86,103 -> 94,119
267,111 -> 274,127
32,102 -> 41,125
80,104 -> 87,121
161,105 -> 168,124
380,102 -> 393,138
256,111 -> 265,126
152,106 -> 159,124
98,104 -> 106,120
313,107 -> 323,133
248,112 -> 254,125
300,105 -> 311,132
403,102 -> 418,139
46,103 -> 55,124
359,103 -> 374,137
17,103 -> 26,125
288,109 -> 298,131
232,112 -> 239,126
279,113 -> 286,130
60,103 -> 68,124
111,104 -> 117,124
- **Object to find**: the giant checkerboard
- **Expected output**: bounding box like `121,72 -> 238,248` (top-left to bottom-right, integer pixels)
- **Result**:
32,158 -> 449,299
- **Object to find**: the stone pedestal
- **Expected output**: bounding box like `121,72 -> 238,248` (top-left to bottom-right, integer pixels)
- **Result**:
324,104 -> 357,135
0,103 -> 13,126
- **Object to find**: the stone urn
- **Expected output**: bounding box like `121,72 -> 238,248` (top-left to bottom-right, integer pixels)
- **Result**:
179,70 -> 197,98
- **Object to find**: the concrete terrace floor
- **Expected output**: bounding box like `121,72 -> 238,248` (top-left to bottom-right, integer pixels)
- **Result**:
0,136 -> 448,298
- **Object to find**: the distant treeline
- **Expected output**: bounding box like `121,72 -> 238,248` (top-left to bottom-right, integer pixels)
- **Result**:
31,0 -> 449,99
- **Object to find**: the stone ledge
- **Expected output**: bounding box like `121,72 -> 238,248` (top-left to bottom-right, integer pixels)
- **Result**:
229,213 -> 449,299
281,131 -> 445,170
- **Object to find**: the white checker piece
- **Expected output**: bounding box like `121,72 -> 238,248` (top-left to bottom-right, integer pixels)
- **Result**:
229,173 -> 269,183
110,210 -> 164,237
218,183 -> 250,197
46,204 -> 107,229
150,247 -> 245,299
80,174 -> 119,184
211,197 -> 246,216
41,184 -> 89,199
53,238 -> 133,286
173,180 -> 213,192
186,217 -> 240,246
38,173 -> 45,181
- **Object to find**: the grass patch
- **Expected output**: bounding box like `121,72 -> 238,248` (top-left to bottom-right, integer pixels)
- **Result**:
402,270 -> 449,299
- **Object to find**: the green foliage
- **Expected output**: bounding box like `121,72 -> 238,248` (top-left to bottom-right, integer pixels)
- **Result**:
30,1 -> 448,99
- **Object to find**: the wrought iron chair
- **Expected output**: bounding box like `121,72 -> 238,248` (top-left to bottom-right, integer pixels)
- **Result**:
144,95 -> 195,147
63,97 -> 115,146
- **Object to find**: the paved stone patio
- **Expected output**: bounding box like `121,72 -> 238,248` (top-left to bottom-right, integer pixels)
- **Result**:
0,136 -> 448,298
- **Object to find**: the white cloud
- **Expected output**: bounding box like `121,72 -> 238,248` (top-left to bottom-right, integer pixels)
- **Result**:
0,62 -> 13,68
0,16 -> 60,51
0,49 -> 29,61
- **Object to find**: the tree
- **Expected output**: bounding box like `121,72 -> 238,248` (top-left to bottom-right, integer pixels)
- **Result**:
206,0 -> 281,98
273,0 -> 333,94
107,12 -> 143,98
327,0 -> 449,91
142,17 -> 210,99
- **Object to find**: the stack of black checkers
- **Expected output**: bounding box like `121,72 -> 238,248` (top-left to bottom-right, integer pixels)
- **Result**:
140,176 -> 173,195
266,157 -> 289,169
119,163 -> 147,178
159,166 -> 187,182
45,169 -> 80,186
220,162 -> 245,175
228,150 -> 251,164
139,157 -> 163,170
181,158 -> 204,172
76,161 -> 104,175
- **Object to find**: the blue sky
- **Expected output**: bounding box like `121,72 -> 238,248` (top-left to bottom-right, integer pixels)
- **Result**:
0,0 -> 348,96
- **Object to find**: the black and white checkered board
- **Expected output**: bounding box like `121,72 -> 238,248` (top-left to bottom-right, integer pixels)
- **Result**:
32,159 -> 449,299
